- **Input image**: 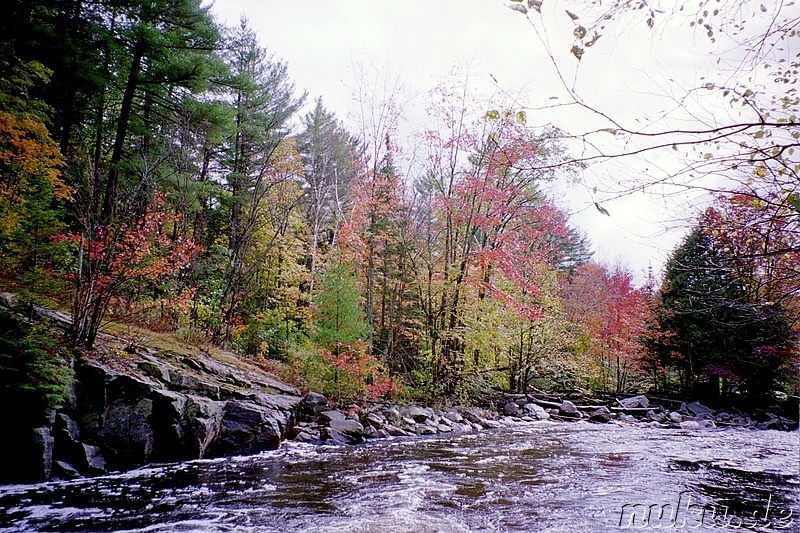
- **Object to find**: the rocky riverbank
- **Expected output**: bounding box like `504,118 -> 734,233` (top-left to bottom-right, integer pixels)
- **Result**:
290,391 -> 798,447
1,293 -> 305,484
2,293 -> 796,484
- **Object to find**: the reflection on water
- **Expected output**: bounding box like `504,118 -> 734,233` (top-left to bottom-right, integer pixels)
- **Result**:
0,422 -> 797,532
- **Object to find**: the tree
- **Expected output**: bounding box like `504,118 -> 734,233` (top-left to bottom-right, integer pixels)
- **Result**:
0,59 -> 70,276
296,98 -> 358,295
214,20 -> 305,340
648,224 -> 795,401
312,257 -> 370,353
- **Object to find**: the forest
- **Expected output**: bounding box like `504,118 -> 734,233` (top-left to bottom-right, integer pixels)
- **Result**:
0,0 -> 797,410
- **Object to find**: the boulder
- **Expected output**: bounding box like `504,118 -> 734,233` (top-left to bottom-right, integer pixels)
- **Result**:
680,420 -> 702,430
668,411 -> 684,423
299,391 -> 328,417
523,403 -> 550,420
442,410 -> 464,424
320,410 -> 346,423
588,406 -> 613,423
52,460 -> 81,480
325,418 -> 365,444
81,444 -> 107,474
30,426 -> 54,481
207,400 -> 282,456
558,400 -> 581,419
364,412 -> 386,430
686,402 -> 714,418
503,401 -> 521,417
616,413 -> 636,423
401,406 -> 432,423
619,395 -> 649,409
293,428 -> 323,444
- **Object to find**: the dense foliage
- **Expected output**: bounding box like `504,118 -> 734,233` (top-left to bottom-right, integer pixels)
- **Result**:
0,1 -> 795,404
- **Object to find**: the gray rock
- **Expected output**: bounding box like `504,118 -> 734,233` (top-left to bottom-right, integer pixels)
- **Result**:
558,400 -> 581,418
668,411 -> 684,423
383,423 -> 410,437
101,397 -> 155,468
619,395 -> 649,409
299,391 -> 327,416
31,426 -> 54,481
442,410 -> 464,424
588,406 -> 613,423
503,401 -> 521,417
680,420 -> 702,430
415,423 -> 437,435
184,395 -> 224,458
364,412 -> 386,430
320,410 -> 346,423
616,413 -> 636,423
401,406 -> 432,423
523,403 -> 550,420
325,418 -> 365,444
686,402 -> 714,418
208,400 -> 282,456
81,444 -> 107,474
293,428 -> 322,444
52,460 -> 81,480
383,407 -> 402,424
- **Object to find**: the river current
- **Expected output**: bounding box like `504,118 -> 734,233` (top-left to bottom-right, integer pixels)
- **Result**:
1,421 -> 797,532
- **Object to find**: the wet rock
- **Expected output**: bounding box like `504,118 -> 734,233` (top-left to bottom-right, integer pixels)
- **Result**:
325,418 -> 365,444
184,395 -> 224,458
383,423 -> 410,437
503,401 -> 521,417
415,423 -> 438,435
619,395 -> 649,409
616,413 -> 636,423
668,412 -> 684,423
81,444 -> 107,474
588,406 -> 613,423
208,400 -> 282,456
647,411 -> 667,424
558,400 -> 581,419
364,412 -> 386,430
293,427 -> 322,444
679,420 -> 702,430
52,460 -> 81,480
523,403 -> 550,420
31,427 -> 54,481
101,397 -> 155,469
686,402 -> 714,418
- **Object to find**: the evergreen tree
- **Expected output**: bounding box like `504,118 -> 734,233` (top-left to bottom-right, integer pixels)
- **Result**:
649,226 -> 794,401
313,258 -> 369,353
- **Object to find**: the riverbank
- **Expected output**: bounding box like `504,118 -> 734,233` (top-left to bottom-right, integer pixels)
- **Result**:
2,292 -> 797,485
290,390 -> 798,447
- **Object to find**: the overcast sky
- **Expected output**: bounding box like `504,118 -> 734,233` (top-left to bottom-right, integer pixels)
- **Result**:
209,0 -> 773,283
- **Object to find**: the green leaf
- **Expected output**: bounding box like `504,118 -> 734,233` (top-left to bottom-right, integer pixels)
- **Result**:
571,46 -> 584,61
516,110 -> 527,124
486,109 -> 500,121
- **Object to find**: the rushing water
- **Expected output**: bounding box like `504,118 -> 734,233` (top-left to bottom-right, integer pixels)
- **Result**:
1,421 -> 797,532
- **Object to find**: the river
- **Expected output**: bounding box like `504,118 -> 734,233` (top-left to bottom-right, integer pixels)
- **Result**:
1,421 -> 797,532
